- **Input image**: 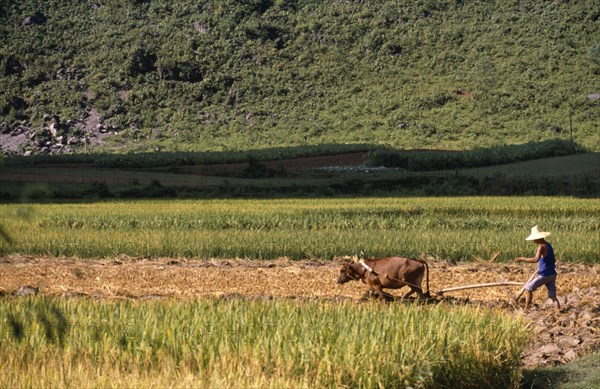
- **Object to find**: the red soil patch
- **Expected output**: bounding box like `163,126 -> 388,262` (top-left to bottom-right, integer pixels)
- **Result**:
175,152 -> 369,175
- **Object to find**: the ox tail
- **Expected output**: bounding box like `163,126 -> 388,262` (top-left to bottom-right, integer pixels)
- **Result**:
417,258 -> 430,298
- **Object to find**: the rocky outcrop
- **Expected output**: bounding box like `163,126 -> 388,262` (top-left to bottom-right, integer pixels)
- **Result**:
0,121 -> 29,153
0,110 -> 118,156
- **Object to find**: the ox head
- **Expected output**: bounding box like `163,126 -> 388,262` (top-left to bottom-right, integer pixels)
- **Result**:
337,261 -> 358,284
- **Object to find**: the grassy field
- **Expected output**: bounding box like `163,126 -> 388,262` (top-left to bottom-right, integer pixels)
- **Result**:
1,197 -> 598,263
0,296 -> 529,389
433,153 -> 600,178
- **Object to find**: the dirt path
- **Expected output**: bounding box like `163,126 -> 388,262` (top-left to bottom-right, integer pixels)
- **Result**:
1,255 -> 598,367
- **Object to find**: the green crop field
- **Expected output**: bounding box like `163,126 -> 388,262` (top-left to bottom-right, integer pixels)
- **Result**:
0,297 -> 529,389
1,197 -> 598,263
1,197 -> 597,388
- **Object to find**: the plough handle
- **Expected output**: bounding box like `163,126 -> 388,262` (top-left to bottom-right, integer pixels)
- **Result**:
515,270 -> 538,301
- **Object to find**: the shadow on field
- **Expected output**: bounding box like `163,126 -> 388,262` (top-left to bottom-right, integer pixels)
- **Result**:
521,369 -> 569,389
358,290 -> 475,307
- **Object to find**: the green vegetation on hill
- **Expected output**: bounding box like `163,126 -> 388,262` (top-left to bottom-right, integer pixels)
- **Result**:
366,139 -> 582,170
1,0 -> 599,153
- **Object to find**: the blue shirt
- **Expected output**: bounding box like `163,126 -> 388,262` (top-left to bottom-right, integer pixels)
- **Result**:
538,243 -> 556,276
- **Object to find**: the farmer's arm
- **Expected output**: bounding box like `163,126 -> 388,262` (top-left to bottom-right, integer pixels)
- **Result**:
515,245 -> 545,263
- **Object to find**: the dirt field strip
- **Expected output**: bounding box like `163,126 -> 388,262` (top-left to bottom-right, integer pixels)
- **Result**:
1,255 -> 598,367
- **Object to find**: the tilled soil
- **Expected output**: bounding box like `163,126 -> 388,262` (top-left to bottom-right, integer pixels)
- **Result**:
1,255 -> 598,367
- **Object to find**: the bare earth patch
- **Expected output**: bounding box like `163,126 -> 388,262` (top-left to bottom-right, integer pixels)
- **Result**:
0,255 -> 598,367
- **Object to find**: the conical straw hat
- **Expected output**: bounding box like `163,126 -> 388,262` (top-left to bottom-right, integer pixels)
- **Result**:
525,225 -> 551,241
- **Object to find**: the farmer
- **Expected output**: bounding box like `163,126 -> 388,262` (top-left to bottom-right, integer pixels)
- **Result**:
514,226 -> 560,310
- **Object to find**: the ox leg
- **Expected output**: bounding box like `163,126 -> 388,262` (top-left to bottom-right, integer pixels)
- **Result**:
409,274 -> 426,299
368,289 -> 377,299
373,285 -> 390,301
415,287 -> 426,299
403,289 -> 416,299
403,287 -> 425,300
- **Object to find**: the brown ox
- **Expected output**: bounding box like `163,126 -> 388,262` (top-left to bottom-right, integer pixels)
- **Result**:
337,257 -> 430,300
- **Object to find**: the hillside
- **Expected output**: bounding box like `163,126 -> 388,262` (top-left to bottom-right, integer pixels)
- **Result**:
1,0 -> 599,155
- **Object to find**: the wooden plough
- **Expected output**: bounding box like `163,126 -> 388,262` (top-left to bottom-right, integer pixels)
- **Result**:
435,281 -> 523,296
434,269 -> 539,302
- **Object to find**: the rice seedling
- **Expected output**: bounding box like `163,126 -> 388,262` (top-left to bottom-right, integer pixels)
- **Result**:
0,297 -> 530,388
0,197 -> 598,262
